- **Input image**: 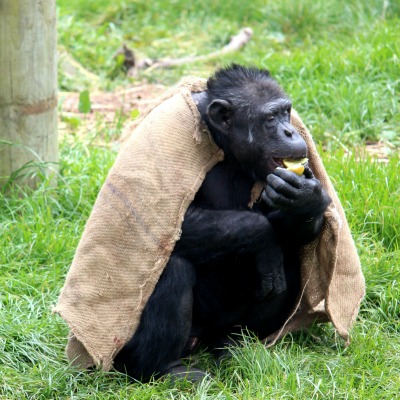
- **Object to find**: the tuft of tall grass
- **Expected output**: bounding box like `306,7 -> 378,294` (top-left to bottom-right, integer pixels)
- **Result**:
324,151 -> 400,250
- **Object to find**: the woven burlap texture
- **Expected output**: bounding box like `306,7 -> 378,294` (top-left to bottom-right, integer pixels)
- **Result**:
54,78 -> 365,371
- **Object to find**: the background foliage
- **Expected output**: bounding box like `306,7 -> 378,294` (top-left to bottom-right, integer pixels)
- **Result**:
1,0 -> 399,398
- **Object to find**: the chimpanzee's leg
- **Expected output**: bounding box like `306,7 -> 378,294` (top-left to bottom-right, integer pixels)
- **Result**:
113,255 -> 203,381
241,256 -> 301,339
190,256 -> 300,359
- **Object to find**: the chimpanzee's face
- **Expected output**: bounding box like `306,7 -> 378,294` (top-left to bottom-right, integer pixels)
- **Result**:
207,96 -> 307,180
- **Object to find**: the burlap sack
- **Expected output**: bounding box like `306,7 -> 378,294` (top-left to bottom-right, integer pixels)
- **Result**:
54,78 -> 365,371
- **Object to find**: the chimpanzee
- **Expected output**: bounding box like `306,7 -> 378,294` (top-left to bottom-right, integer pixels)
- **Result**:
113,64 -> 332,381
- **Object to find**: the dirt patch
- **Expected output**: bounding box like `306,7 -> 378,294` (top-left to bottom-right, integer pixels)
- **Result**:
362,141 -> 392,162
58,84 -> 166,143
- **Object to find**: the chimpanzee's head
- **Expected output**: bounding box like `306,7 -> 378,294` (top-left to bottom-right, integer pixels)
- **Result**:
197,64 -> 307,180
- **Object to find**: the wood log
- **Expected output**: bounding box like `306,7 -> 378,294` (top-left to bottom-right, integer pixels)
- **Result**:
0,0 -> 58,188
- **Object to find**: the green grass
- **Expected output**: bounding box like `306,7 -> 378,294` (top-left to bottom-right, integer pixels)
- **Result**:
1,0 -> 400,398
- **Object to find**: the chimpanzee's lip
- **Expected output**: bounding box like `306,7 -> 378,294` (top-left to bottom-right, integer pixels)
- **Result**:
273,158 -> 285,168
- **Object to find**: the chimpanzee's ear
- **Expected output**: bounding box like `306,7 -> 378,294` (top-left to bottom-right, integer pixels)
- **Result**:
207,99 -> 233,135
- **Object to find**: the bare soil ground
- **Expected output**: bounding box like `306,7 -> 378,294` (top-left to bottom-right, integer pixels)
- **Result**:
59,84 -> 165,143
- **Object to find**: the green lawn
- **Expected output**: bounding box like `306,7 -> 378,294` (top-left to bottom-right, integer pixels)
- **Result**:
1,0 -> 399,398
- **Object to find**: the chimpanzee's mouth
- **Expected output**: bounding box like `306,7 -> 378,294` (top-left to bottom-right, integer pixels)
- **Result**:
273,158 -> 285,168
272,157 -> 308,169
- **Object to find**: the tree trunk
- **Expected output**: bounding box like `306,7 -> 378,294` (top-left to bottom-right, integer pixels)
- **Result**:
0,0 -> 58,189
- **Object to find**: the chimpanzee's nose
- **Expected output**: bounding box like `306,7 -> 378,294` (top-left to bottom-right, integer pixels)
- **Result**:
283,122 -> 295,137
284,128 -> 293,137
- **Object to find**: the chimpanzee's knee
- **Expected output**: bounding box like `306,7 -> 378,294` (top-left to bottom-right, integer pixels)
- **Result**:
113,255 -> 196,381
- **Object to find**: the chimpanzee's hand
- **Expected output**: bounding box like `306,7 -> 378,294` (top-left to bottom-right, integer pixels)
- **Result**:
255,247 -> 286,300
262,166 -> 331,219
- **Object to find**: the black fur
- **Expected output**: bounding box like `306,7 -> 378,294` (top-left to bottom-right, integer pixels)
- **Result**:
114,64 -> 332,381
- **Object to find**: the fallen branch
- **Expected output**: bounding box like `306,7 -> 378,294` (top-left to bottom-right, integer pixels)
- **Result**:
126,27 -> 253,76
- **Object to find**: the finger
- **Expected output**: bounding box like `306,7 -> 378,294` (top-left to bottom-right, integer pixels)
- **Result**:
261,190 -> 274,208
266,173 -> 298,199
272,167 -> 304,189
303,166 -> 314,179
263,185 -> 293,208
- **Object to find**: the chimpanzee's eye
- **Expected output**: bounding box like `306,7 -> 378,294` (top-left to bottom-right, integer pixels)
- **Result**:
266,114 -> 275,122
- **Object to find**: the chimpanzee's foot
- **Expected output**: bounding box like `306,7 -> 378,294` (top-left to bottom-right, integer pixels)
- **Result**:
164,360 -> 208,383
209,334 -> 241,365
182,335 -> 200,357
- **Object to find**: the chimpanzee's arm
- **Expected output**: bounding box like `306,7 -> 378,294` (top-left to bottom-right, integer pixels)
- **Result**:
174,205 -> 286,297
174,206 -> 277,265
264,210 -> 325,246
